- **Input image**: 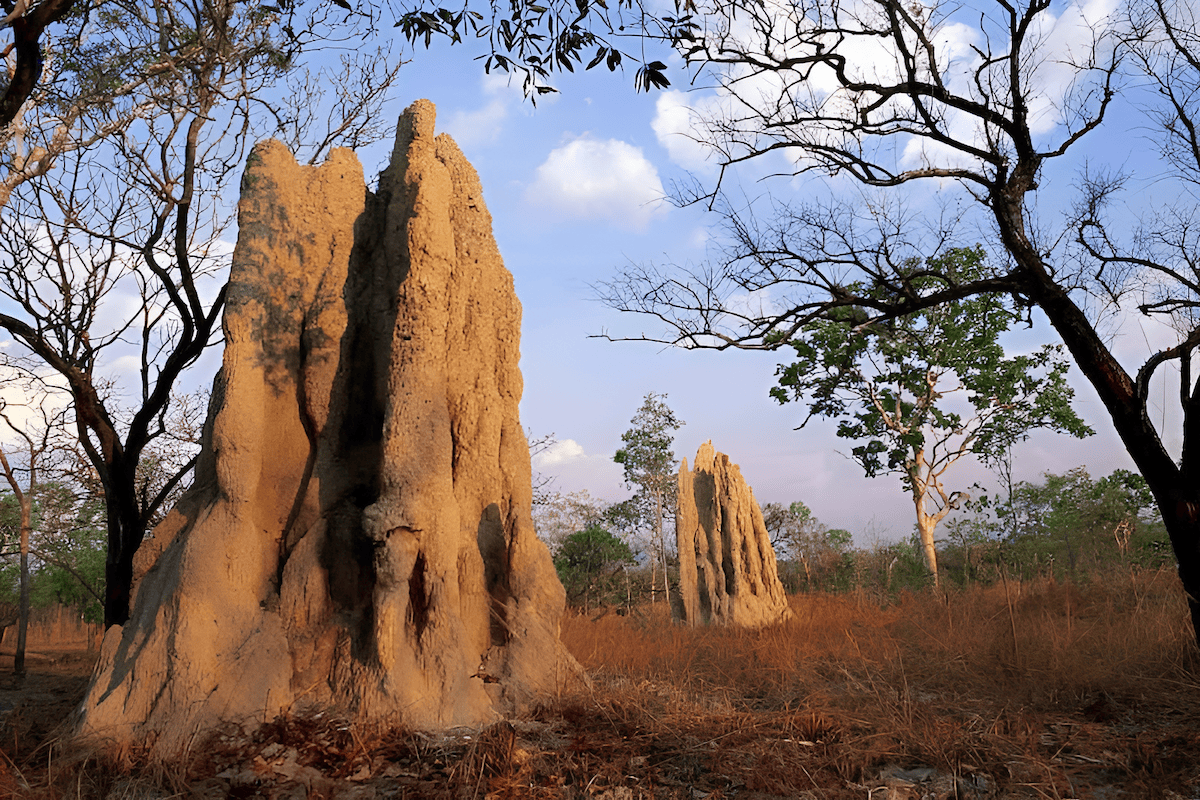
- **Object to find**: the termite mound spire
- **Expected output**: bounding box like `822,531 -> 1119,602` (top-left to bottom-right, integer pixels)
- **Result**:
676,441 -> 793,628
75,99 -> 578,755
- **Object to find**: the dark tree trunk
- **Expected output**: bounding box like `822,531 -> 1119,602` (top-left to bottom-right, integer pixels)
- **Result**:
0,0 -> 78,126
989,185 -> 1200,642
1162,499 -> 1200,641
1012,227 -> 1200,642
103,485 -> 143,628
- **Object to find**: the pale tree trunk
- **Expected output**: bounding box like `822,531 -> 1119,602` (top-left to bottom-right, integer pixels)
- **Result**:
654,489 -> 670,608
915,509 -> 939,589
15,505 -> 28,677
650,546 -> 659,604
908,445 -> 954,589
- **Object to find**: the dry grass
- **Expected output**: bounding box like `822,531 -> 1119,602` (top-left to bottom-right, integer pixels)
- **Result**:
560,568 -> 1200,797
565,569 -> 1199,705
6,570 -> 1200,798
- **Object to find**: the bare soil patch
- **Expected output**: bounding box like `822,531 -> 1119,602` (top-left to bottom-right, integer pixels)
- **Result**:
0,648 -> 96,759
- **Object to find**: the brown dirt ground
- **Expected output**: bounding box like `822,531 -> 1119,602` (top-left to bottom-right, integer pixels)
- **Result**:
0,648 -> 1196,799
0,647 -> 97,760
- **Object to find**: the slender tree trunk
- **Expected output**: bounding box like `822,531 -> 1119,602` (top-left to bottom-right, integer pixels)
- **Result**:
649,550 -> 658,606
15,514 -> 28,677
654,490 -> 670,609
916,512 -> 939,589
0,444 -> 36,675
1157,492 -> 1200,642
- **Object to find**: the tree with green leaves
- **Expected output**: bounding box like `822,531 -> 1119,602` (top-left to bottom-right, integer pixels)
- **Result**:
978,467 -> 1171,579
26,480 -> 106,622
761,500 -> 819,556
532,488 -> 611,554
761,500 -> 854,591
0,385 -> 68,675
394,0 -> 678,96
771,248 -> 1093,587
614,392 -> 684,606
553,524 -> 636,609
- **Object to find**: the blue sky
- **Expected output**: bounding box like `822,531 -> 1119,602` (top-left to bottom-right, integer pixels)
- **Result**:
2,0 -> 1171,546
357,18 -> 1174,543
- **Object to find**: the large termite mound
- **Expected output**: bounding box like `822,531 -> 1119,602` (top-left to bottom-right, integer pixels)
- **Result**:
75,100 -> 577,755
675,442 -> 792,628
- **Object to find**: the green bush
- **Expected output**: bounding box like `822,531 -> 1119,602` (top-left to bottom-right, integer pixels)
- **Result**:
554,524 -> 636,611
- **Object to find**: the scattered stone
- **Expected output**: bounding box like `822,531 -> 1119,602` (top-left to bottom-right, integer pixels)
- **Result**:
75,99 -> 579,756
675,441 -> 792,628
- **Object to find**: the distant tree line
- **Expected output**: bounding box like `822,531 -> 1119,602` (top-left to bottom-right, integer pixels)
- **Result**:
0,484 -> 106,624
537,465 -> 1172,611
767,466 -> 1171,598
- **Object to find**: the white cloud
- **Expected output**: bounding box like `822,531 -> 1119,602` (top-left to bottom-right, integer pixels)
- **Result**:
534,438 -> 588,467
724,287 -> 779,320
444,72 -> 524,148
531,438 -> 627,504
525,136 -> 668,231
0,364 -> 71,449
652,90 -> 720,173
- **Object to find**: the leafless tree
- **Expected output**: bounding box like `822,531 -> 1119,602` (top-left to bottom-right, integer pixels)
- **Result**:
0,0 -> 401,626
599,0 -> 1200,640
528,430 -> 560,507
0,363 -> 69,675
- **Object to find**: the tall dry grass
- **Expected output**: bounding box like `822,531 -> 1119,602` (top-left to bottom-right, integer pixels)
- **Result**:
9,569 -> 1200,798
563,568 -> 1198,711
559,568 -> 1200,796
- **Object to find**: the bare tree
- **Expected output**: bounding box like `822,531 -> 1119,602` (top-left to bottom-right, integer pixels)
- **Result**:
0,362 -> 71,674
528,430 -> 561,508
599,0 -> 1200,640
0,0 -> 401,626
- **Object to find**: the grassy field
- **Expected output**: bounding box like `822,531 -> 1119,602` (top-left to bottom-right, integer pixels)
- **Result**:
7,569 -> 1200,798
557,568 -> 1200,797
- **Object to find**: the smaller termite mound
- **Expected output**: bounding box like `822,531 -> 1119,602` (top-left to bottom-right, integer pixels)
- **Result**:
675,441 -> 792,628
74,99 -> 579,757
